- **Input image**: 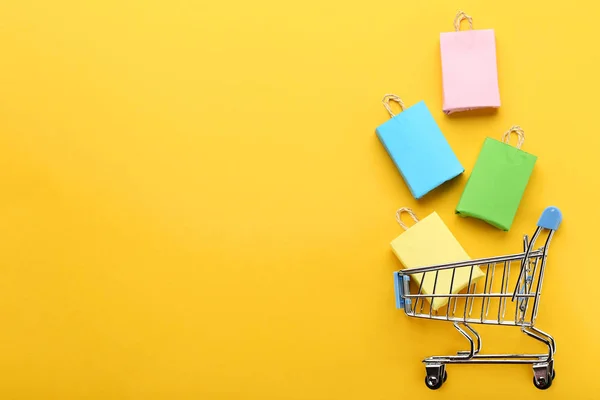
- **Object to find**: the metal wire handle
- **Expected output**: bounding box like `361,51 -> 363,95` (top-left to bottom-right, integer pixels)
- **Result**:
382,94 -> 405,118
396,207 -> 420,231
502,126 -> 526,149
454,10 -> 473,31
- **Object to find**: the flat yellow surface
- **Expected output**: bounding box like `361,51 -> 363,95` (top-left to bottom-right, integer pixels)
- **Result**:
0,1 -> 595,399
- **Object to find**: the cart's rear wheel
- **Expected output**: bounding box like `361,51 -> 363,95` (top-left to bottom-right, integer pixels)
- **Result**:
533,371 -> 553,390
425,371 -> 447,390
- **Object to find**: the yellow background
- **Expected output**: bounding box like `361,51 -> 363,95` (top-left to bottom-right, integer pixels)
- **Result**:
0,1 -> 596,398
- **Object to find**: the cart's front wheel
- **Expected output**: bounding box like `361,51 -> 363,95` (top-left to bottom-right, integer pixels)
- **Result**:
425,371 -> 447,390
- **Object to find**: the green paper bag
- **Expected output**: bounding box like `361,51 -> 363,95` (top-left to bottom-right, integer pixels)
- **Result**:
456,126 -> 536,231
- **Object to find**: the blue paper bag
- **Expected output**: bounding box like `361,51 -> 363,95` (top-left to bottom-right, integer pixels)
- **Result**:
376,95 -> 464,199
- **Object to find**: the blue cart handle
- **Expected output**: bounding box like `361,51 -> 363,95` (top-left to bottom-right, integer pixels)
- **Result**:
537,206 -> 562,231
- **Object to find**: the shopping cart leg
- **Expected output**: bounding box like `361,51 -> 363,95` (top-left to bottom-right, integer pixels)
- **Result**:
522,327 -> 555,389
530,326 -> 556,354
422,322 -> 480,389
457,323 -> 481,356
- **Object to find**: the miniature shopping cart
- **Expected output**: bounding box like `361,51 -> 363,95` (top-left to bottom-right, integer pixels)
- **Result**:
394,206 -> 562,390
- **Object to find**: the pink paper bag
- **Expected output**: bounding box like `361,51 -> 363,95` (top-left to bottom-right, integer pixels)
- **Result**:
440,11 -> 501,115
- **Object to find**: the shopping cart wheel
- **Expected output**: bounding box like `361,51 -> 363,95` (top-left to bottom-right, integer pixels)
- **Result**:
533,370 -> 554,390
424,371 -> 447,390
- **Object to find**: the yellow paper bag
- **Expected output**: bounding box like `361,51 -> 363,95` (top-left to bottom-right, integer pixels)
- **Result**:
391,208 -> 484,310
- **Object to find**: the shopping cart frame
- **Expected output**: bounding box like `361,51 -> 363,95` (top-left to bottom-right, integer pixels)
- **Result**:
394,206 -> 562,390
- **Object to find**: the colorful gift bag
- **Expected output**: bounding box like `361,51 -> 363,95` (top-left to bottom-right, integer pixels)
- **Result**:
456,126 -> 537,231
376,94 -> 464,199
391,208 -> 484,311
440,11 -> 501,114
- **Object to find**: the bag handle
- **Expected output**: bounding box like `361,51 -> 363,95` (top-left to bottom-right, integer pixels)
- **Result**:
382,94 -> 405,118
454,10 -> 473,31
396,207 -> 420,231
502,126 -> 526,149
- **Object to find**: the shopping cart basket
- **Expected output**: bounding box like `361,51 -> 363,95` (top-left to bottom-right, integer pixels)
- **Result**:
393,206 -> 562,390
